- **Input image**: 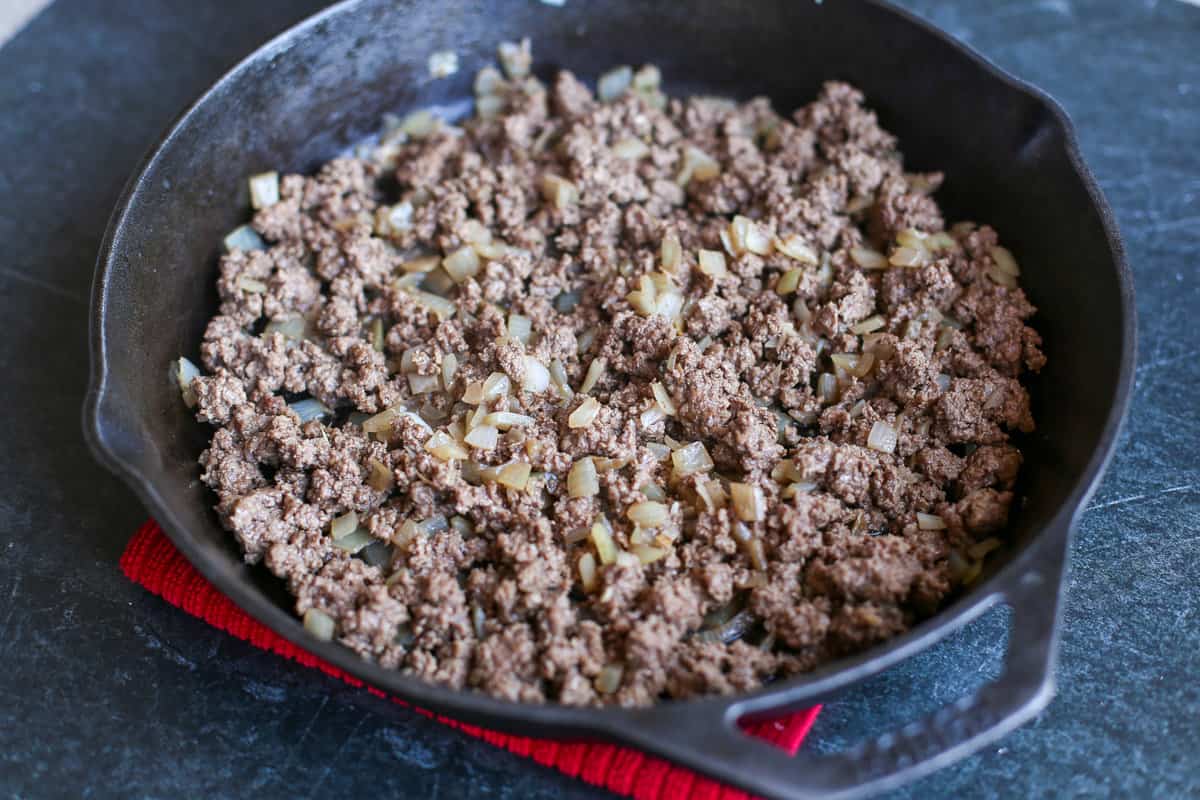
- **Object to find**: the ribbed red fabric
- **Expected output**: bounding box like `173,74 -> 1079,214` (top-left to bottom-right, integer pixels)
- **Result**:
121,521 -> 820,799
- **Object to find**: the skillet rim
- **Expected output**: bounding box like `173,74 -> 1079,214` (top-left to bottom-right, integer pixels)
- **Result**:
83,0 -> 1136,742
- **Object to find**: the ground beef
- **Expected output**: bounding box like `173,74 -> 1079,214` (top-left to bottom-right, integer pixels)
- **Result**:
184,45 -> 1044,707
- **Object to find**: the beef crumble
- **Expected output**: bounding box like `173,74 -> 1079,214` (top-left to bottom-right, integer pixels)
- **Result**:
177,45 -> 1044,707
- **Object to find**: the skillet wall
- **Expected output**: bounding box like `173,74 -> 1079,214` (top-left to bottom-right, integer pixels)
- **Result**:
92,0 -> 1125,610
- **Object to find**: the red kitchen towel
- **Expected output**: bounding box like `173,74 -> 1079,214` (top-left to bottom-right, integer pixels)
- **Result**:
121,520 -> 820,799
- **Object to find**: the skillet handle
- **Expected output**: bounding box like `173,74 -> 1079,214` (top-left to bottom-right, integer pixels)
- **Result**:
618,532 -> 1068,800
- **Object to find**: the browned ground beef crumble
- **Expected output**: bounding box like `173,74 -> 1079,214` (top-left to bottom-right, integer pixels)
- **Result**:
187,48 -> 1044,707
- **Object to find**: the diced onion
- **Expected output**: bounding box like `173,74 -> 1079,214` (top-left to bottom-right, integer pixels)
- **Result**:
400,109 -> 438,138
549,359 -> 573,401
728,215 -> 772,256
693,479 -> 726,512
330,511 -> 359,539
497,38 -> 531,78
631,544 -> 668,565
425,430 -> 469,461
223,224 -> 266,253
590,516 -> 617,565
889,246 -> 927,268
540,174 -> 579,210
646,442 -> 671,460
370,318 -> 385,352
671,441 -> 714,477
986,265 -> 1019,288
627,501 -> 669,528
927,232 -> 958,252
394,519 -> 421,548
612,137 -> 649,160
639,405 -> 667,428
989,246 -> 1020,276
248,171 -> 279,210
571,359 -> 600,398
936,327 -> 956,352
173,357 -> 201,408
303,609 -> 335,641
744,537 -> 767,571
443,246 -> 481,283
333,528 -> 374,554
441,353 -> 458,388
817,372 -> 838,403
473,240 -> 509,260
830,351 -> 875,379
507,314 -> 532,344
660,232 -> 682,273
402,255 -> 440,274
264,317 -> 308,340
408,288 -> 457,320
895,228 -> 927,249
850,315 -> 885,335
407,373 -> 440,395
464,425 -> 499,449
697,249 -> 727,277
377,202 -> 414,237
482,372 -> 511,401
729,483 -> 765,522
597,65 -> 633,101
776,268 -> 803,296
850,246 -> 888,270
650,382 -> 676,416
781,481 -> 818,499
496,462 -> 532,490
461,381 -> 484,405
578,552 -> 598,592
640,483 -> 667,502
654,289 -> 684,320
771,459 -> 804,483
568,457 -> 599,498
632,63 -> 660,90
367,458 -> 394,492
775,234 -> 819,265
457,219 -> 491,246
482,411 -> 534,429
568,396 -> 601,428
522,357 -> 550,393
595,662 -> 624,694
867,420 -> 898,454
592,457 -> 628,473
476,94 -> 506,119
676,145 -> 720,185
917,512 -> 946,530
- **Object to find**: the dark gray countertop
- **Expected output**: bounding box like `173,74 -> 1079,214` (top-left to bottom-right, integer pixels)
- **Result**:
1,1 -> 1197,797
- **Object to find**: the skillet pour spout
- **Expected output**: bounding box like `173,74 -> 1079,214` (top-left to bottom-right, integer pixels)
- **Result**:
84,1 -> 1135,797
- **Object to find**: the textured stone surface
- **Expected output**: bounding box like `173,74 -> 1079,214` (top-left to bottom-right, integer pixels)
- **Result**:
0,1 -> 1196,797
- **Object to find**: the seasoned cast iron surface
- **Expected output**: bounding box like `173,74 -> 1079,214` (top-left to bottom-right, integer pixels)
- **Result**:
0,0 -> 1195,797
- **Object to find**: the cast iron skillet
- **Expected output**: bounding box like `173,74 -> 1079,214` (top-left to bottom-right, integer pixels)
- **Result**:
83,1 -> 1135,797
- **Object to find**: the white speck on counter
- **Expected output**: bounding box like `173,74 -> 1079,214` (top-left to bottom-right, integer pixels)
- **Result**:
428,50 -> 459,79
